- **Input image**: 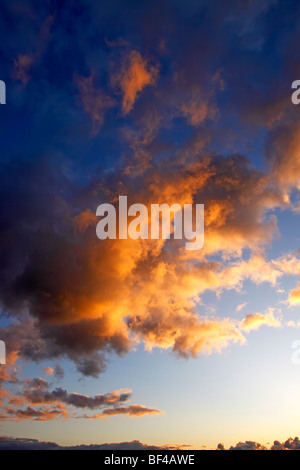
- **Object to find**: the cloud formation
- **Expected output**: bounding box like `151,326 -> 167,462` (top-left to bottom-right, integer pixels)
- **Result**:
218,436 -> 300,450
83,405 -> 164,420
0,150 -> 299,376
0,436 -> 184,450
0,376 -> 162,422
112,50 -> 159,114
1,434 -> 300,450
1,1 -> 300,435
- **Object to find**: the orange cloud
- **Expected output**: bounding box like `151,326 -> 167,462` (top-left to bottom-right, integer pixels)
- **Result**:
288,283 -> 300,306
2,405 -> 69,422
73,209 -> 97,233
240,309 -> 282,332
85,405 -> 164,419
114,50 -> 159,114
43,367 -> 54,376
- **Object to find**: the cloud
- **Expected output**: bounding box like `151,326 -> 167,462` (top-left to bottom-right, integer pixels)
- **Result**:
228,441 -> 267,450
236,303 -> 247,312
178,86 -> 218,126
271,437 -> 300,450
218,436 -> 300,450
2,0 -> 300,392
2,434 -> 300,450
112,50 -> 159,114
0,375 -> 162,422
43,367 -> 54,376
3,405 -> 69,422
266,121 -> 300,191
0,436 -> 60,450
128,313 -> 246,357
288,283 -> 300,306
0,436 -> 184,450
82,405 -> 164,419
0,151 -> 298,377
25,377 -> 48,390
53,364 -> 64,380
3,0 -> 300,448
240,309 -> 282,332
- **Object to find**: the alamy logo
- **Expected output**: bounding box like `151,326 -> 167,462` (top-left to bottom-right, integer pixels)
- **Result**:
96,196 -> 204,250
0,80 -> 6,104
0,341 -> 6,365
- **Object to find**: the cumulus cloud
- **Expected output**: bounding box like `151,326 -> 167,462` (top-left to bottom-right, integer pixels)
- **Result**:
217,436 -> 300,450
271,437 -> 300,450
0,151 -> 299,377
228,441 -> 267,450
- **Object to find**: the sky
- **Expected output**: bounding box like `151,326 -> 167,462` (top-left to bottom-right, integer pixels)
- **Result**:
1,0 -> 300,450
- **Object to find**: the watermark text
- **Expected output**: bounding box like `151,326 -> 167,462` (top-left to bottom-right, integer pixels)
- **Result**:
96,196 -> 204,250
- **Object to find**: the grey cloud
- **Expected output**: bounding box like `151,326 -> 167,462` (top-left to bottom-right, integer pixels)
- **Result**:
0,436 -> 182,450
22,381 -> 131,410
217,436 -> 300,450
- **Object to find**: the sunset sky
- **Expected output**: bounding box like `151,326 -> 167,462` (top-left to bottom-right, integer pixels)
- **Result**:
1,0 -> 300,450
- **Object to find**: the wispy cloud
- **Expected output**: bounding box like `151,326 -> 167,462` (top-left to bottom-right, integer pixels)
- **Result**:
112,50 -> 159,114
